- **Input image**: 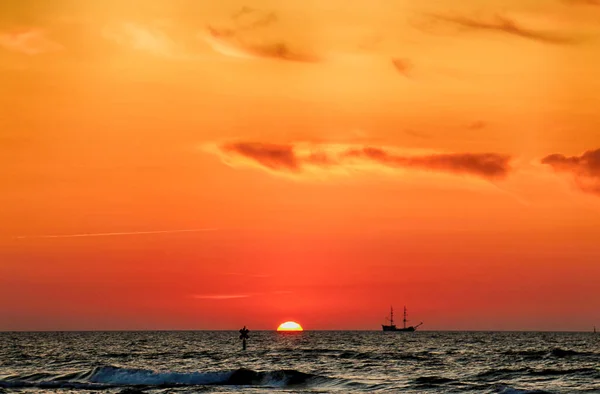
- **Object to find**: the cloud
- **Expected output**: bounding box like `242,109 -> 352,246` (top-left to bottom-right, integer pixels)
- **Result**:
224,272 -> 272,278
13,228 -> 218,240
202,27 -> 319,63
427,13 -> 580,45
562,0 -> 600,6
221,142 -> 300,171
246,41 -> 319,62
212,141 -> 512,181
541,149 -> 600,195
467,121 -> 487,130
344,147 -> 511,179
0,28 -> 63,55
232,7 -> 278,30
404,129 -> 432,140
193,294 -> 250,300
391,57 -> 413,78
192,290 -> 293,300
201,7 -> 319,63
103,22 -> 180,58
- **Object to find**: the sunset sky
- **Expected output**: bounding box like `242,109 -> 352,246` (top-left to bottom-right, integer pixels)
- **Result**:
1,0 -> 599,331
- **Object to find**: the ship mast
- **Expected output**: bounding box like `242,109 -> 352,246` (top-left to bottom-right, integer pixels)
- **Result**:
390,306 -> 394,325
403,306 -> 408,329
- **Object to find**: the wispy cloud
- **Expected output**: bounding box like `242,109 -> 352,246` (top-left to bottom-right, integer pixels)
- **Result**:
14,228 -> 217,240
209,141 -> 512,181
192,290 -> 293,300
391,57 -> 413,78
541,149 -> 600,196
103,22 -> 180,58
193,294 -> 250,300
426,13 -> 580,45
202,29 -> 319,63
403,129 -> 432,140
0,28 -> 63,55
224,272 -> 272,278
467,121 -> 487,131
201,6 -> 319,63
232,6 -> 278,30
562,0 -> 600,6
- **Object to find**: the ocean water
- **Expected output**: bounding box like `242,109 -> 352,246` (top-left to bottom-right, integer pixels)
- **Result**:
0,331 -> 598,393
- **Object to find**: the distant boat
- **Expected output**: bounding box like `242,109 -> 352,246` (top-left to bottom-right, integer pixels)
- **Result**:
382,306 -> 423,332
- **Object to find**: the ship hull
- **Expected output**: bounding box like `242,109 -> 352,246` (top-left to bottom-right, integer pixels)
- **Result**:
382,325 -> 416,332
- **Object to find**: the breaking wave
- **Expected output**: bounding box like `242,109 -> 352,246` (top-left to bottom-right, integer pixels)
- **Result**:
0,365 -> 345,390
494,386 -> 555,394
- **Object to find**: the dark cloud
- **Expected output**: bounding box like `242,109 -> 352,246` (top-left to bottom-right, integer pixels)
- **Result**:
221,142 -> 300,171
246,41 -> 320,62
344,147 -> 511,179
204,6 -> 318,63
541,149 -> 600,195
218,141 -> 512,180
428,13 -> 579,45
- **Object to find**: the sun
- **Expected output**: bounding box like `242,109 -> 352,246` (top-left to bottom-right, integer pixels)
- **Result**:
277,321 -> 303,331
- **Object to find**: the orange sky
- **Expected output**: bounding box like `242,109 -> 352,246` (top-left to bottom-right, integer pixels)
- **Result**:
1,0 -> 599,331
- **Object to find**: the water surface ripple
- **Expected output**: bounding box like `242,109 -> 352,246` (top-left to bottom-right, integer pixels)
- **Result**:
0,331 -> 598,393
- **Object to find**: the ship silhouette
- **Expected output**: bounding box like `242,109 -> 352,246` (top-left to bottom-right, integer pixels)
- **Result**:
382,306 -> 423,332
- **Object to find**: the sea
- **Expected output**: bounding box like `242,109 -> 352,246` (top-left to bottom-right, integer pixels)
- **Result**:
0,331 -> 598,393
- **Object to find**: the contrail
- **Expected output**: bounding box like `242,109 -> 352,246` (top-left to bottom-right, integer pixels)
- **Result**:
14,228 -> 218,240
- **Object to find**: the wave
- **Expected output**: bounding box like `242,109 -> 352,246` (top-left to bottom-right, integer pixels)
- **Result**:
494,385 -> 554,394
0,365 -> 343,390
502,348 -> 597,360
548,348 -> 594,358
414,375 -> 456,385
476,366 -> 599,380
118,389 -> 147,394
529,367 -> 599,377
501,350 -> 547,358
334,350 -> 430,361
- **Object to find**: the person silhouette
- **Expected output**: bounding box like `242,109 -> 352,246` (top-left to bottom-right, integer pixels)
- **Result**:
239,326 -> 250,350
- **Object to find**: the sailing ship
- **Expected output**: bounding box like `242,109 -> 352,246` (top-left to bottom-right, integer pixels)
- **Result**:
382,306 -> 423,332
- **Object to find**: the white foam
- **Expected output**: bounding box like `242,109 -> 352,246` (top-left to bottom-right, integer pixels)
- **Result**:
89,366 -> 231,386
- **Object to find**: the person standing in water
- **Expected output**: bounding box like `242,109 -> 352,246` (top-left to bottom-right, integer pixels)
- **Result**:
239,326 -> 250,350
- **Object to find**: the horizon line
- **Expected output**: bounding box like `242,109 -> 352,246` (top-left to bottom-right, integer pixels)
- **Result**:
0,329 -> 595,333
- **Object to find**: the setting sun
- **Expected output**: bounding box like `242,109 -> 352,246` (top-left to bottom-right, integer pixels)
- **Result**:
277,321 -> 303,331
